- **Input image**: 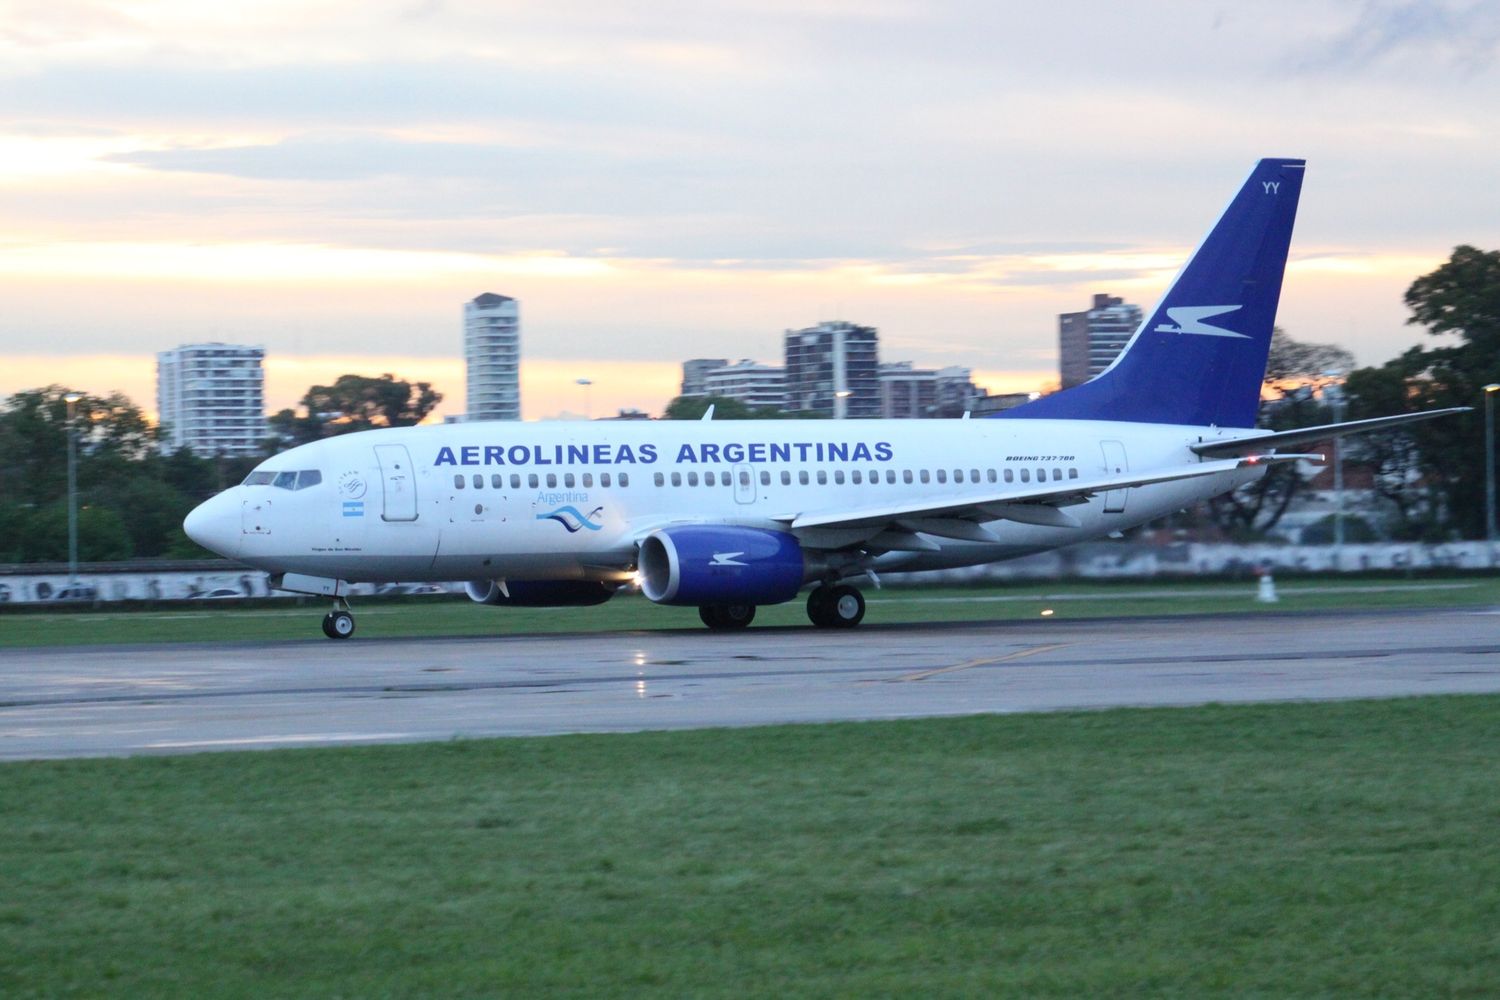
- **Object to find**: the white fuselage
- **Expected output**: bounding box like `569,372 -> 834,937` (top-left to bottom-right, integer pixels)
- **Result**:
184,418 -> 1264,586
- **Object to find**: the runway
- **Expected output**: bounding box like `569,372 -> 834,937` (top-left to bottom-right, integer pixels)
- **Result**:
3,606 -> 1500,760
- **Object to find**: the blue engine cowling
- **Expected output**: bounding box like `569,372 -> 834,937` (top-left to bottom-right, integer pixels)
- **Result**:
638,526 -> 804,606
465,580 -> 618,607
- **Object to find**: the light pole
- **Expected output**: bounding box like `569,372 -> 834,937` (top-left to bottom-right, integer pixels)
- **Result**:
1485,383 -> 1500,546
834,389 -> 852,420
1323,372 -> 1346,561
63,391 -> 82,587
575,378 -> 593,420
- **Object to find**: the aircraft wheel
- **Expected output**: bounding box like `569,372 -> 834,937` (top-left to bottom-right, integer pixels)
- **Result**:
322,610 -> 356,639
806,587 -> 834,627
825,584 -> 865,628
699,604 -> 755,630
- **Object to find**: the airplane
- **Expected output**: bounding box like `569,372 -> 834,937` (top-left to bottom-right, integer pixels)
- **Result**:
184,157 -> 1464,638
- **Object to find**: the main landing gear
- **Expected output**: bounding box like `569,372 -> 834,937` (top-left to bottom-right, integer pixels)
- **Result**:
699,603 -> 756,630
806,583 -> 865,628
321,597 -> 356,639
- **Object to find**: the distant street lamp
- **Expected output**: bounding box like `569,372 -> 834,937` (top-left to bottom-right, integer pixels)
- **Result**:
1485,383 -> 1500,545
834,389 -> 853,421
1323,372 -> 1346,561
64,392 -> 82,587
575,378 -> 593,420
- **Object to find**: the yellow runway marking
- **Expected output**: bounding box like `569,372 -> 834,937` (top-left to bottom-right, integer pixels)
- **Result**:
889,643 -> 1070,683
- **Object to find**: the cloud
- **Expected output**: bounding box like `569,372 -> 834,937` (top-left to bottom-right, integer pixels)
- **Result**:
1292,0 -> 1500,74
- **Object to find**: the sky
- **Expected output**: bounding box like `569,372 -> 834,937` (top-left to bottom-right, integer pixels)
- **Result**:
2,0 -> 1498,421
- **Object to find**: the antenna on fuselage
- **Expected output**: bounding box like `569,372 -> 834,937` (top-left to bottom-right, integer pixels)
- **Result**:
701,405 -> 715,421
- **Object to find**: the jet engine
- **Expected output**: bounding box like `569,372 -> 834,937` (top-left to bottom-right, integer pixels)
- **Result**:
638,525 -> 804,606
464,579 -> 619,607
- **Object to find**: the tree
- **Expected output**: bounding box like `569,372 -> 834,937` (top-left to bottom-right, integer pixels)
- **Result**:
290,373 -> 443,440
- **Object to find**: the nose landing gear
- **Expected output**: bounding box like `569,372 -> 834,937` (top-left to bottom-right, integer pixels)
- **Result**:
321,597 -> 356,639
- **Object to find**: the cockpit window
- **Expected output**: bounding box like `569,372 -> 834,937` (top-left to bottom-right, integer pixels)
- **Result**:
246,469 -> 324,490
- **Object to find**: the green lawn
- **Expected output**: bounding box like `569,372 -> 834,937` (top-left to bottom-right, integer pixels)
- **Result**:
3,696 -> 1499,996
3,575 -> 1500,647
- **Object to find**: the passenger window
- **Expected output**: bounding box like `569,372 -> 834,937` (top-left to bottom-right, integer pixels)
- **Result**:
654,472 -> 665,487
453,474 -> 465,489
817,471 -> 828,485
564,473 -> 575,488
1004,469 -> 1015,483
705,472 -> 715,488
799,471 -> 810,485
903,470 -> 913,484
744,471 -> 754,486
296,470 -> 322,490
671,472 -> 682,487
987,469 -> 997,483
273,471 -> 297,490
1053,467 -> 1062,481
511,474 -> 521,489
936,470 -> 947,484
1069,468 -> 1079,479
834,470 -> 845,485
919,470 -> 930,484
546,474 -> 557,488
759,471 -> 770,486
491,474 -> 503,489
1020,469 -> 1030,483
687,471 -> 699,486
619,473 -> 630,487
1036,468 -> 1046,482
781,471 -> 790,485
582,473 -> 593,488
473,474 -> 483,489
886,470 -> 897,484
953,470 -> 964,483
600,473 -> 611,487
971,469 -> 980,482
851,470 -> 862,484
528,474 -> 539,488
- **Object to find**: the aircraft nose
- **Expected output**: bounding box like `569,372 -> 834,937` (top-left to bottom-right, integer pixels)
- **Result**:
184,492 -> 241,559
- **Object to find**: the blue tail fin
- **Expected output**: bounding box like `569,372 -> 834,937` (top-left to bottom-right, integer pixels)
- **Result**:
998,158 -> 1305,428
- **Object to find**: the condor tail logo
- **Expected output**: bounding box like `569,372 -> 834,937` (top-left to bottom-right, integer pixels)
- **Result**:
1154,305 -> 1247,339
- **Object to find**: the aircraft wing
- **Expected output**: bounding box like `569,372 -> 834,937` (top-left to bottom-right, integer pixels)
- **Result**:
780,455 -> 1306,546
1191,407 -> 1469,458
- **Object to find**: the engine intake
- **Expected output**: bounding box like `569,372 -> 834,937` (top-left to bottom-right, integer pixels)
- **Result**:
638,526 -> 804,606
465,579 -> 618,607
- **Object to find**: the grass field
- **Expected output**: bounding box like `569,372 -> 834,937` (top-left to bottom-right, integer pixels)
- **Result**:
4,574 -> 1500,647
3,696 -> 1499,996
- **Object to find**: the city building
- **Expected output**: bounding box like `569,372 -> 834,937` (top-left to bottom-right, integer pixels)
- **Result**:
156,343 -> 266,456
464,293 -> 521,420
702,360 -> 787,410
680,358 -> 729,398
1058,293 -> 1142,389
783,321 -> 880,418
879,363 -> 987,418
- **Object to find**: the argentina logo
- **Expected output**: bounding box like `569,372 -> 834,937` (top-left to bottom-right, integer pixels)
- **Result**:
536,505 -> 605,533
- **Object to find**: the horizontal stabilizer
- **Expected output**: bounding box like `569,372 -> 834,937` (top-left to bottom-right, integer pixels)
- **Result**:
1192,408 -> 1469,458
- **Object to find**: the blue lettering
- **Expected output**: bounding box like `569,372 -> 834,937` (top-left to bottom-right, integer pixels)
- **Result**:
617,444 -> 636,464
794,443 -> 812,461
676,444 -> 697,463
508,445 -> 530,465
701,443 -> 721,463
535,448 -> 552,465
770,443 -> 790,462
435,446 -> 457,466
875,442 -> 893,462
567,444 -> 589,464
723,443 -> 745,463
827,442 -> 848,462
640,444 -> 658,463
749,443 -> 767,463
460,446 -> 479,466
851,442 -> 872,462
592,444 -> 611,464
484,445 -> 505,465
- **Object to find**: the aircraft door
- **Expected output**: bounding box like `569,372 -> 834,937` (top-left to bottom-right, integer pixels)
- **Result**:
374,444 -> 419,522
733,464 -> 756,505
1100,440 -> 1128,514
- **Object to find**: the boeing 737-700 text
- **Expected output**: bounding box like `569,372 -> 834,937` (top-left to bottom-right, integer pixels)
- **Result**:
184,158 -> 1462,638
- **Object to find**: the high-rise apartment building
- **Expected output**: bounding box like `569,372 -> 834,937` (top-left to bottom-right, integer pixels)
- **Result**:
156,343 -> 266,456
703,360 -> 787,410
1058,293 -> 1142,389
879,362 -> 985,418
464,293 -> 521,420
783,321 -> 880,418
680,358 -> 729,398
